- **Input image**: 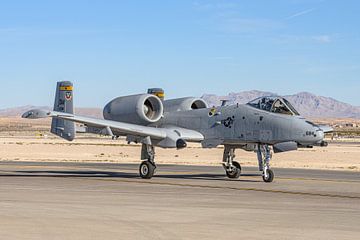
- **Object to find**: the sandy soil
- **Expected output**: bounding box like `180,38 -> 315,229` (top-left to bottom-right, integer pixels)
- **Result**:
1,136 -> 359,172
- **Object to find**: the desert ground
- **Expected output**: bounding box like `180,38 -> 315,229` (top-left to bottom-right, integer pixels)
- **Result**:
0,117 -> 359,171
1,162 -> 359,240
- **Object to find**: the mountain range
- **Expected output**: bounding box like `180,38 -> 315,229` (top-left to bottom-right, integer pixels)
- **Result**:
0,91 -> 359,119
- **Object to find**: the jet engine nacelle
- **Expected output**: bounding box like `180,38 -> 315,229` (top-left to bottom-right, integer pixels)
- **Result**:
103,94 -> 163,125
163,97 -> 208,112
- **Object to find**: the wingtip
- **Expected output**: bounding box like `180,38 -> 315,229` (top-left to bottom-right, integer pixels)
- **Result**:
22,109 -> 51,119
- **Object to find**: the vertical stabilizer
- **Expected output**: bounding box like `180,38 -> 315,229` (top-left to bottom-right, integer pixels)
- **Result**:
51,81 -> 75,141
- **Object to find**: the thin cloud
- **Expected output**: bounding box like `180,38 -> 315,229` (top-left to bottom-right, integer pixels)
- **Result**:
312,35 -> 331,43
219,18 -> 283,33
212,56 -> 233,60
273,34 -> 332,44
192,1 -> 237,11
0,28 -> 121,36
286,8 -> 316,20
0,28 -> 17,33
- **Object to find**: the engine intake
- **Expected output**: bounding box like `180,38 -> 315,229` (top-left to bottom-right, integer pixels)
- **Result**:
103,94 -> 163,125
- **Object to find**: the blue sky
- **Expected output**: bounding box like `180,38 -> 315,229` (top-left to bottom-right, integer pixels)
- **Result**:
0,0 -> 359,108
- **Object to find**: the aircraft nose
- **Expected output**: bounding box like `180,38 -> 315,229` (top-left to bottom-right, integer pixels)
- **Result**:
315,129 -> 329,146
316,129 -> 325,141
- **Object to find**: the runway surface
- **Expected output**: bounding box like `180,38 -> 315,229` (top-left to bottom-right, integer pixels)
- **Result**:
1,161 -> 359,240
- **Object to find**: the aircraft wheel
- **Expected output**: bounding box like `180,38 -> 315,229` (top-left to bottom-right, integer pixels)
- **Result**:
226,161 -> 241,179
262,169 -> 274,183
139,161 -> 156,179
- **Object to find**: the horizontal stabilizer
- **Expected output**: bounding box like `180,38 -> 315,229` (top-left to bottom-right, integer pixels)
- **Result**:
22,109 -> 50,119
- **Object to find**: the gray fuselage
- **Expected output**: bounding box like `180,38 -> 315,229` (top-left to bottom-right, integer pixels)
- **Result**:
158,104 -> 324,148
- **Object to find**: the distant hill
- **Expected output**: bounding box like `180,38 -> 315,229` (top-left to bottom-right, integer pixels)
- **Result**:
1,91 -> 359,119
202,91 -> 360,119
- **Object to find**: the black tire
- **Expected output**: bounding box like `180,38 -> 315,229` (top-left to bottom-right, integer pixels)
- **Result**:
139,161 -> 156,179
226,161 -> 241,179
262,169 -> 274,183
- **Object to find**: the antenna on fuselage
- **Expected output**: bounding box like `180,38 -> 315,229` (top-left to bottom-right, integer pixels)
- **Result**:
220,99 -> 229,107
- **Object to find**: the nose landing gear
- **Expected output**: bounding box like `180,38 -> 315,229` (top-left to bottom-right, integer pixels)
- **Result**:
257,144 -> 274,183
262,168 -> 274,183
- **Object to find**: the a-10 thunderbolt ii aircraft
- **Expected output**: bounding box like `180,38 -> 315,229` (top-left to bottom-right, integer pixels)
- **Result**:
22,81 -> 332,182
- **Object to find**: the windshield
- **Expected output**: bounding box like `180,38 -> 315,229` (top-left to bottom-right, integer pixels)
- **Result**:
247,96 -> 300,116
282,98 -> 300,115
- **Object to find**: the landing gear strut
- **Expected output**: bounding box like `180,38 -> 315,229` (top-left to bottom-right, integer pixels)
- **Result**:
139,142 -> 156,179
257,144 -> 274,183
223,146 -> 241,179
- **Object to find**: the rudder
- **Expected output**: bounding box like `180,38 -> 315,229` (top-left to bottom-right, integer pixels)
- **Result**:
51,81 -> 76,141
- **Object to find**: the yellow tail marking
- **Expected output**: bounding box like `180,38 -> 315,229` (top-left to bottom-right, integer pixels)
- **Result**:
60,86 -> 73,91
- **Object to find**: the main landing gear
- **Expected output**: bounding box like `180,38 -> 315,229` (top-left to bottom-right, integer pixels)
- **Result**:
139,142 -> 156,179
257,144 -> 274,183
137,140 -> 274,182
222,146 -> 241,179
223,144 -> 275,182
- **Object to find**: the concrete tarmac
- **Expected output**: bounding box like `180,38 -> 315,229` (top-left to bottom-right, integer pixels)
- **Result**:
0,161 -> 359,240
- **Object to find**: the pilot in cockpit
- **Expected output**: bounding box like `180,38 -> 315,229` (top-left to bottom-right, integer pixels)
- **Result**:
260,98 -> 274,112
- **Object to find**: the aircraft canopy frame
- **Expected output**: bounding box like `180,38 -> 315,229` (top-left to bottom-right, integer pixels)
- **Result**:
247,96 -> 300,116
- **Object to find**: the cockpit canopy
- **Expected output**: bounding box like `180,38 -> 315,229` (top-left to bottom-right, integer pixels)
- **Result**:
247,96 -> 300,116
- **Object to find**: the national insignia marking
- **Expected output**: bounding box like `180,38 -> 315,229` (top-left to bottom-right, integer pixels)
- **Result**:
221,116 -> 235,128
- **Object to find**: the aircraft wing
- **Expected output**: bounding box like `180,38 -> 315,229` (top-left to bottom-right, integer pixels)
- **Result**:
22,109 -> 204,147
